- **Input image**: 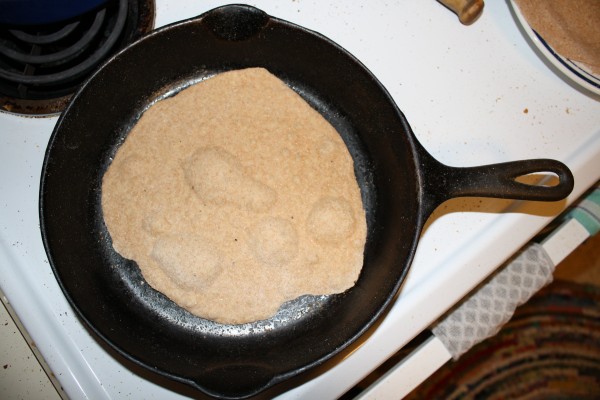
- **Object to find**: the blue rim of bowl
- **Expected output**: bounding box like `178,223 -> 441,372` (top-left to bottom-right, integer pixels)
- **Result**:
532,29 -> 600,91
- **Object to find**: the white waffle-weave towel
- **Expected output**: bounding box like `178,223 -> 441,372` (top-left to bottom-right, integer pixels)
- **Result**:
431,243 -> 555,359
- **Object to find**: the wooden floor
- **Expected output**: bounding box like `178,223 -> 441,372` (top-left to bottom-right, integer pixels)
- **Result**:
554,231 -> 600,286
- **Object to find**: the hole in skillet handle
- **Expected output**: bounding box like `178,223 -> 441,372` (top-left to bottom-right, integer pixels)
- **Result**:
417,143 -> 575,218
201,4 -> 270,41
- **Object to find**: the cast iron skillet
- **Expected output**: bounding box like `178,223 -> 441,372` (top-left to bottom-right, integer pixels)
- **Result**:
40,4 -> 574,399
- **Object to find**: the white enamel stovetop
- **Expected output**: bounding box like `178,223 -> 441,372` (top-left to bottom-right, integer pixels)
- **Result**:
1,1 -> 599,399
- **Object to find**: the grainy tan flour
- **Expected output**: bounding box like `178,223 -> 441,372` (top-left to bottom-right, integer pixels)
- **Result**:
101,68 -> 366,324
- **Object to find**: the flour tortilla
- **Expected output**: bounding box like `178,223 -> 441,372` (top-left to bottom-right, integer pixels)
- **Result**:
101,68 -> 367,324
515,0 -> 600,73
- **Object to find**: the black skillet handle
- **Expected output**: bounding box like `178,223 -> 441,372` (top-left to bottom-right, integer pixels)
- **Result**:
418,145 -> 575,219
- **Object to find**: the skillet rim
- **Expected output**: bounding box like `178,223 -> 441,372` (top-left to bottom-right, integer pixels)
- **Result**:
39,4 -> 424,398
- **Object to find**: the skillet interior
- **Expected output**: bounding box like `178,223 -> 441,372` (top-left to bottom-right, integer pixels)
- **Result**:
40,5 -> 421,398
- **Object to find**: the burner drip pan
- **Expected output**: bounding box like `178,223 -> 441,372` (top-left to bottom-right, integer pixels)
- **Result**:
0,0 -> 154,116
